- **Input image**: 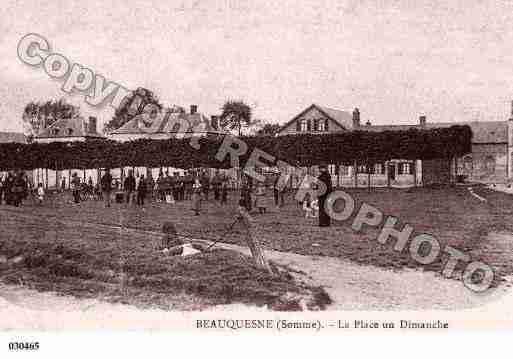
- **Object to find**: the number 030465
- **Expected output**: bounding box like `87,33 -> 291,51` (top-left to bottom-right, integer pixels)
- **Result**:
8,342 -> 40,351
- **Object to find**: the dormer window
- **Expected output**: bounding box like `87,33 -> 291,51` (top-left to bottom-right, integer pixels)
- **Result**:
300,119 -> 308,132
67,128 -> 73,135
318,119 -> 326,131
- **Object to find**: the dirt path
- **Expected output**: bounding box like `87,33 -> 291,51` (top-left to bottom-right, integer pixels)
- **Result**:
215,241 -> 511,310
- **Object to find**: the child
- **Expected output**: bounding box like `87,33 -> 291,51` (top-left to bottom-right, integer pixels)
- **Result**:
254,182 -> 268,214
303,194 -> 319,218
36,183 -> 45,204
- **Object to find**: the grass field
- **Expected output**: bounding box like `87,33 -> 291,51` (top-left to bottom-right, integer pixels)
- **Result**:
1,184 -> 512,309
0,211 -> 331,311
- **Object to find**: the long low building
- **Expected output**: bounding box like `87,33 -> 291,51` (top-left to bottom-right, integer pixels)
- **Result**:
277,104 -> 513,186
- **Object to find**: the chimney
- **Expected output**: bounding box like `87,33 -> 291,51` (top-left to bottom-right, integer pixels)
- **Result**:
365,120 -> 371,126
419,115 -> 426,127
352,108 -> 360,128
210,115 -> 219,130
88,116 -> 97,134
190,105 -> 198,114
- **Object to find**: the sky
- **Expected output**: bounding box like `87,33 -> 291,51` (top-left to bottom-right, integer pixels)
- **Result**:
2,0 -> 513,133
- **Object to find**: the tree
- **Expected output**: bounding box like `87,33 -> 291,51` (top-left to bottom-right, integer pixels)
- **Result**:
22,98 -> 80,139
219,100 -> 252,136
256,123 -> 281,137
104,87 -> 163,132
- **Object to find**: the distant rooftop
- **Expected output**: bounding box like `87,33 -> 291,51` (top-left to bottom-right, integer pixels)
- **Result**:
0,132 -> 27,144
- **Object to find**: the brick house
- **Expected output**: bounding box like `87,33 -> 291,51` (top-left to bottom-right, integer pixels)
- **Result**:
277,104 -> 513,187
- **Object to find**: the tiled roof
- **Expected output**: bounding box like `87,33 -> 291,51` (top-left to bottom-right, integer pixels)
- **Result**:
426,121 -> 507,143
316,105 -> 354,129
361,121 -> 508,144
37,117 -> 103,139
0,132 -> 27,143
277,104 -> 354,133
110,110 -> 225,135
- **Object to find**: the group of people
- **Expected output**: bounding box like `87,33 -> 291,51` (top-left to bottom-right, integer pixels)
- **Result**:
154,171 -> 229,205
238,174 -> 288,214
0,171 -> 30,207
1,165 -> 334,227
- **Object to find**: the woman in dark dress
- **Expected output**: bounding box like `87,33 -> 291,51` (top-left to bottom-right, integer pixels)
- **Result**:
317,165 -> 333,227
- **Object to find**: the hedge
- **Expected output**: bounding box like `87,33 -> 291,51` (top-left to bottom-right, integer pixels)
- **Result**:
0,125 -> 472,171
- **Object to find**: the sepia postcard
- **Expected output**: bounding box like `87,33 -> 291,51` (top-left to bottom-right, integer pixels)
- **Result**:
1,0 -> 513,356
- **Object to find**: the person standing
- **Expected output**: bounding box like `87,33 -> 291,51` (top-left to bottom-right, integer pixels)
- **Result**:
240,180 -> 252,212
184,172 -> 193,200
0,175 -> 4,205
146,172 -> 155,201
71,173 -> 81,204
317,165 -> 333,227
273,174 -> 281,208
191,178 -> 202,215
124,170 -> 136,204
36,183 -> 45,205
212,171 -> 222,201
136,174 -> 147,206
4,172 -> 14,205
201,172 -> 210,201
12,172 -> 26,207
156,172 -> 164,202
254,181 -> 268,214
100,169 -> 113,207
220,180 -> 228,205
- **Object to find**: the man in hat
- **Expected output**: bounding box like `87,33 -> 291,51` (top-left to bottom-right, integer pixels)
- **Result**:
317,165 -> 333,227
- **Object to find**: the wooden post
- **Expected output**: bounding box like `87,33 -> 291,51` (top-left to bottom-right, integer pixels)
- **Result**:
68,169 -> 72,189
45,168 -> 49,190
386,161 -> 391,188
367,160 -> 371,191
336,163 -> 340,188
413,160 -> 417,187
354,160 -> 358,188
454,157 -> 458,183
238,206 -> 274,275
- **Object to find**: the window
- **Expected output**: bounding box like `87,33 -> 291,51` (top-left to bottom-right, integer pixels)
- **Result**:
318,118 -> 326,131
52,128 -> 60,136
67,128 -> 73,135
307,119 -> 312,131
485,155 -> 495,174
313,119 -> 319,131
357,165 -> 367,173
339,165 -> 349,177
328,164 -> 336,175
325,118 -> 329,131
300,119 -> 307,132
373,163 -> 384,175
399,162 -> 413,175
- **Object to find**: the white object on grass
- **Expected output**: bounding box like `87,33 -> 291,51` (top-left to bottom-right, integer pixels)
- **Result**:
181,243 -> 201,256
